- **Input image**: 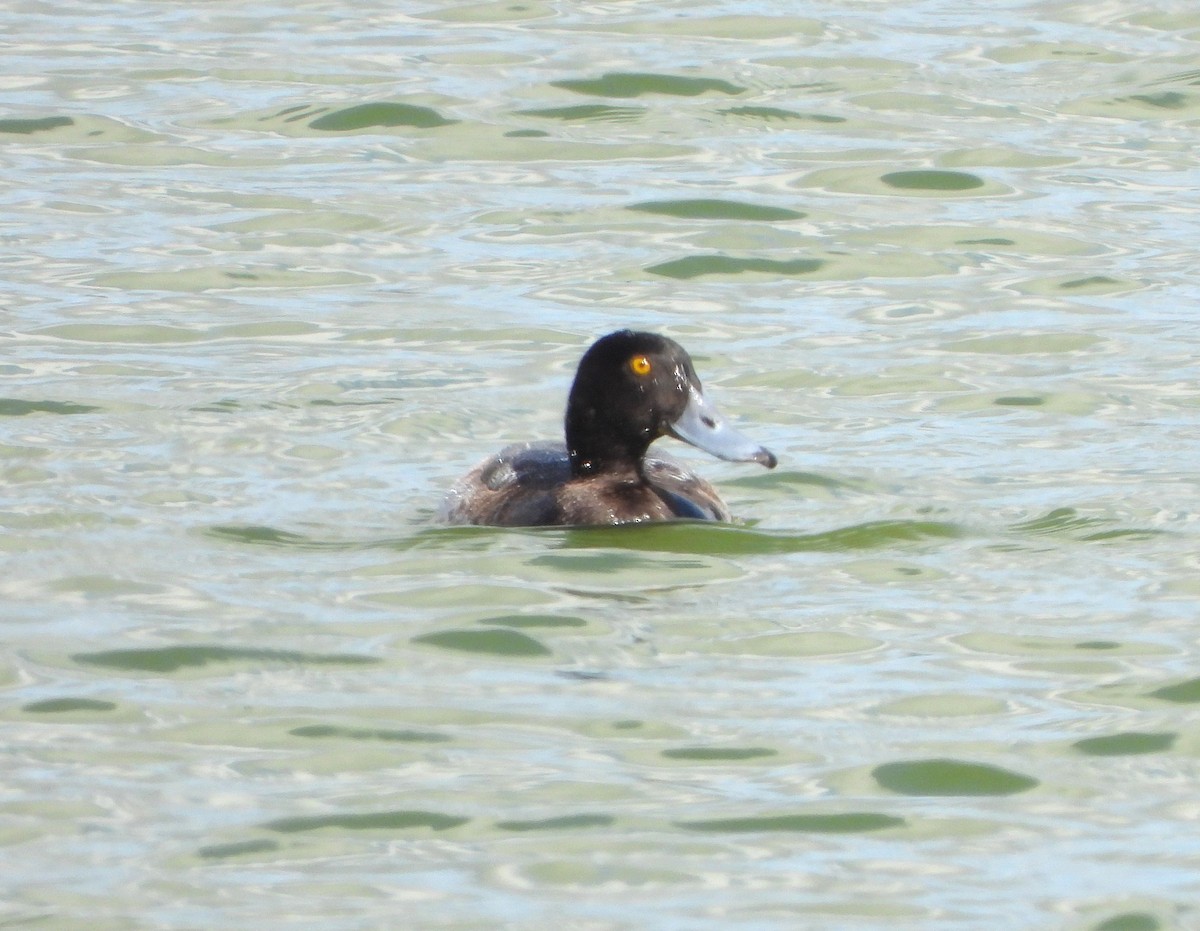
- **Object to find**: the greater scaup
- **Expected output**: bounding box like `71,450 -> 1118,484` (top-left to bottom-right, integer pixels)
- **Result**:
440,330 -> 776,527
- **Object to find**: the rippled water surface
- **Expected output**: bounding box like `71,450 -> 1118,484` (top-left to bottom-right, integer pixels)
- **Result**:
5,1 -> 1200,928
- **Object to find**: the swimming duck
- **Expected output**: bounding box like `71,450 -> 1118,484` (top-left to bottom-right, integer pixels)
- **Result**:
440,330 -> 776,527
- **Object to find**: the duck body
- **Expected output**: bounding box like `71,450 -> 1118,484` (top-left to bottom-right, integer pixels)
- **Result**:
440,330 -> 776,528
442,441 -> 732,526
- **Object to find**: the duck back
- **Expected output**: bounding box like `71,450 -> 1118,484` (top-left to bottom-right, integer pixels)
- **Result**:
440,442 -> 731,527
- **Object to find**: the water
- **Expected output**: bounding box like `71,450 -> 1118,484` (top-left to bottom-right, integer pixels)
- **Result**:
4,1 -> 1200,928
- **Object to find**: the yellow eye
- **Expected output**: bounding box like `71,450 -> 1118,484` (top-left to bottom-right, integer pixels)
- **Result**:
629,355 -> 652,376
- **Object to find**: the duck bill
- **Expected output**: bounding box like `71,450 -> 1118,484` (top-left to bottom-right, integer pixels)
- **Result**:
667,385 -> 777,469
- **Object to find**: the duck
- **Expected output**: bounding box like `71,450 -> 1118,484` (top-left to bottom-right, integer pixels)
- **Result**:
440,330 -> 776,527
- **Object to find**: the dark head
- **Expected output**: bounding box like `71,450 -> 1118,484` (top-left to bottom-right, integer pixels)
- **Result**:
564,330 -> 777,478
